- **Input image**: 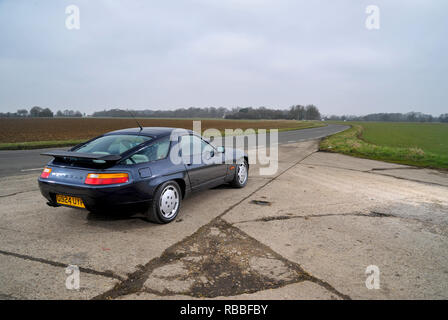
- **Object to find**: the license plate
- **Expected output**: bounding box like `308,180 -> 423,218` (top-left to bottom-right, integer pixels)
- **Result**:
56,194 -> 85,208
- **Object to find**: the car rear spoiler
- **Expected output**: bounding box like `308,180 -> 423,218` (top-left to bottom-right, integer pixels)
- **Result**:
41,150 -> 122,162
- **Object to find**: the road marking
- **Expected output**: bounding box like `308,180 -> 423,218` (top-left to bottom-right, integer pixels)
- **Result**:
20,168 -> 43,172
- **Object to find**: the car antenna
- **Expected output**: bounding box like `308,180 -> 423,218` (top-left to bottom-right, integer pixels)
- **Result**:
127,109 -> 143,131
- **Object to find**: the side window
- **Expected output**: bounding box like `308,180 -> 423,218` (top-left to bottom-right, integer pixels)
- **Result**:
180,135 -> 211,157
123,137 -> 170,165
202,140 -> 215,154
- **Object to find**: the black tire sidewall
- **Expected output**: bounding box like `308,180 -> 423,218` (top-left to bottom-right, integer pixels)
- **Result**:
151,181 -> 182,223
232,159 -> 248,188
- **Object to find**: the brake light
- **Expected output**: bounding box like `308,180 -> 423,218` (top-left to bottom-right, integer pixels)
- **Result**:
40,167 -> 52,179
85,173 -> 129,185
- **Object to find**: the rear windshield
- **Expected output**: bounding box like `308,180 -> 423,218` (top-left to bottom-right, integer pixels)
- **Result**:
73,134 -> 152,155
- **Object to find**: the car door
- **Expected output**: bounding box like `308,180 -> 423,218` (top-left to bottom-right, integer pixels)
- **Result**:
180,135 -> 226,190
201,138 -> 228,178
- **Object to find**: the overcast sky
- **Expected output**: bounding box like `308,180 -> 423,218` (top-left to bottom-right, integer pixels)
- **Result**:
0,0 -> 447,116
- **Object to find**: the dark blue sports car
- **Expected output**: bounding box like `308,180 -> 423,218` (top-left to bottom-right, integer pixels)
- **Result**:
38,127 -> 249,223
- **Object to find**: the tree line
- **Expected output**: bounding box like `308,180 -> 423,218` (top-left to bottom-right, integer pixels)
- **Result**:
3,105 -> 320,120
0,106 -> 84,118
326,112 -> 448,123
91,105 -> 322,120
1,106 -> 447,123
91,107 -> 229,119
224,105 -> 321,120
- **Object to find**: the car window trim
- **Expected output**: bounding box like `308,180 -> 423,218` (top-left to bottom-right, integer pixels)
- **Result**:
71,133 -> 154,155
119,136 -> 172,165
180,134 -> 216,157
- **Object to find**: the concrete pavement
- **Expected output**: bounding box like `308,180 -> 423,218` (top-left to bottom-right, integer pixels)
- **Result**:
1,139 -> 447,299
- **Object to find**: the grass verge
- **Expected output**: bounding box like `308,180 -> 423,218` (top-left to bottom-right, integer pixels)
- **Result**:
320,124 -> 448,170
0,140 -> 86,151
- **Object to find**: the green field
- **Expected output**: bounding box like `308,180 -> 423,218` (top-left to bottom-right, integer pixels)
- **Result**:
320,122 -> 448,170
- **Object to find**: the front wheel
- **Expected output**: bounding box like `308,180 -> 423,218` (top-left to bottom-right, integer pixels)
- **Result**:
145,181 -> 181,224
231,159 -> 248,188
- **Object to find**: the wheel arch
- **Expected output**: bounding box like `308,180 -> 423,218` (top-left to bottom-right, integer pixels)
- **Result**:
173,178 -> 186,199
149,173 -> 189,200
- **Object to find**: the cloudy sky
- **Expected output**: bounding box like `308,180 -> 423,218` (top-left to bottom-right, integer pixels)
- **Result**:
0,0 -> 447,116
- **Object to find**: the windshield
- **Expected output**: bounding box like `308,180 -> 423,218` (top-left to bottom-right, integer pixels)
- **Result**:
74,134 -> 152,155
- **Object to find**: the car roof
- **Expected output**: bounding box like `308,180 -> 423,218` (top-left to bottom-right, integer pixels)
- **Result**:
105,127 -> 194,139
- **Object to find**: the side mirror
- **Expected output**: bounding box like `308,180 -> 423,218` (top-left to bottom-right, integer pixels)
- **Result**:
216,146 -> 225,153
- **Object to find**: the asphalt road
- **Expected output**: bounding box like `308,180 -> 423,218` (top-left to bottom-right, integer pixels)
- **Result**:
0,124 -> 348,178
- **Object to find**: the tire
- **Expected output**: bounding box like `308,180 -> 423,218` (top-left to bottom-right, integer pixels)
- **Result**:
145,181 -> 182,224
231,159 -> 248,188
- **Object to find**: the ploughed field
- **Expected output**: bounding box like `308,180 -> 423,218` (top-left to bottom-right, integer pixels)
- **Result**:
0,118 -> 322,149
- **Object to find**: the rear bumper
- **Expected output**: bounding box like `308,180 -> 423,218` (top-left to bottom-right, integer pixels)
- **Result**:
38,178 -> 152,212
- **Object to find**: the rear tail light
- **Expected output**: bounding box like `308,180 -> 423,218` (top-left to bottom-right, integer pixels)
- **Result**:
40,167 -> 52,179
84,173 -> 129,185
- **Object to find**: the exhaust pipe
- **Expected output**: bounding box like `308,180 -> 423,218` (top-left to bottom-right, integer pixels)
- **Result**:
46,201 -> 60,207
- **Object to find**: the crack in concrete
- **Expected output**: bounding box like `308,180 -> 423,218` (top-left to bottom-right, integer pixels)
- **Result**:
299,162 -> 375,173
216,149 -> 320,221
232,211 -> 396,225
92,218 -> 350,300
299,162 -> 448,188
368,172 -> 448,188
0,225 -> 52,236
250,200 -> 272,206
370,167 -> 415,171
0,292 -> 21,300
0,189 -> 38,198
0,249 -> 124,281
371,167 -> 448,175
